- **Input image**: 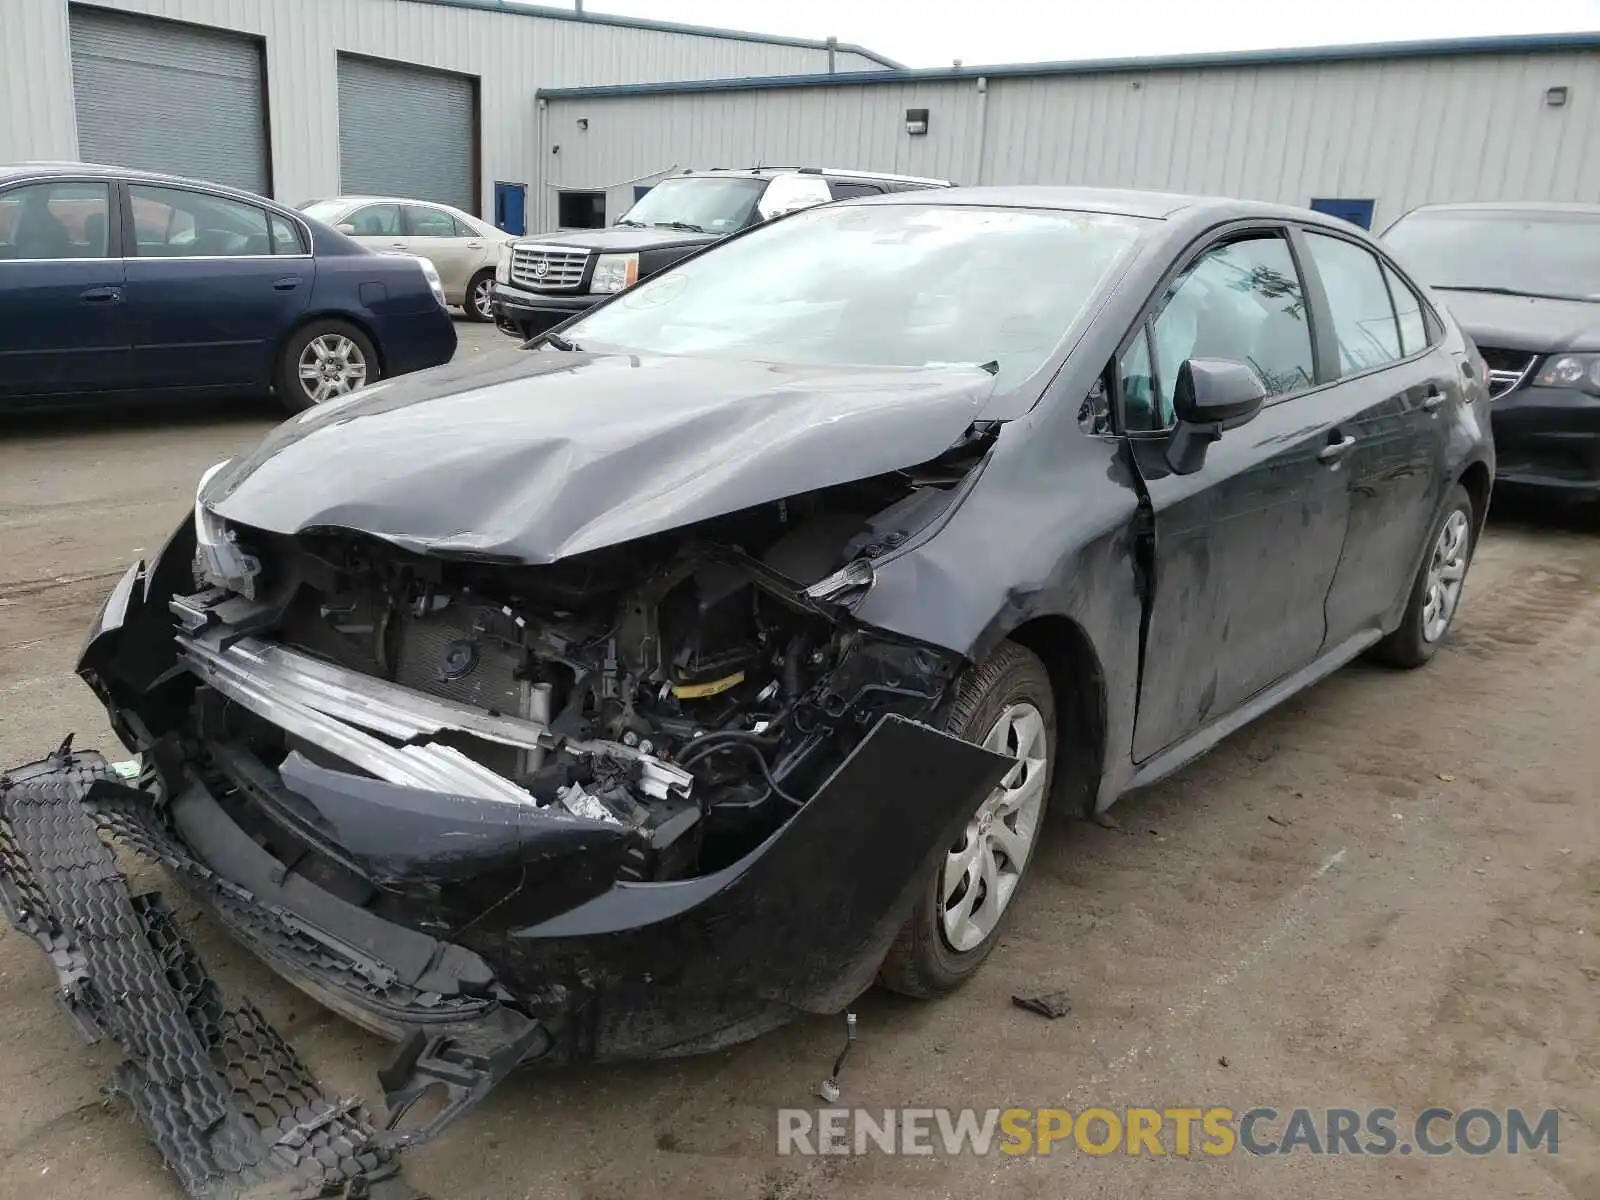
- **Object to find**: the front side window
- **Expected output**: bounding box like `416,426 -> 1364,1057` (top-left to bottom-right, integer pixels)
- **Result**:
1147,234 -> 1314,423
405,205 -> 458,238
1119,327 -> 1161,431
1304,231 -> 1401,374
0,181 -> 112,260
129,185 -> 271,257
564,203 -> 1151,381
345,204 -> 402,236
614,177 -> 766,234
829,181 -> 885,200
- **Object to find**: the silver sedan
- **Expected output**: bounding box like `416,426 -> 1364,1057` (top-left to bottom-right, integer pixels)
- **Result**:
301,195 -> 511,321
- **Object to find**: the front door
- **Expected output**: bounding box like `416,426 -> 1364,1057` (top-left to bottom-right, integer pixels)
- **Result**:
1298,229 -> 1456,645
121,182 -> 312,390
1123,229 -> 1353,761
0,179 -> 129,398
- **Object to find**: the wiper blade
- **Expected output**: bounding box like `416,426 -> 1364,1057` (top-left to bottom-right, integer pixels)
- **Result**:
652,221 -> 707,233
613,219 -> 647,228
1435,285 -> 1596,303
540,332 -> 580,351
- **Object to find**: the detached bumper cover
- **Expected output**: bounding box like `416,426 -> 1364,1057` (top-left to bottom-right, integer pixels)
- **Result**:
0,750 -> 423,1200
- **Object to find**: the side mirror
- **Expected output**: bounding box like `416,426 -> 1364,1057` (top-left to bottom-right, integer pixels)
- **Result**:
1164,358 -> 1267,475
335,222 -> 357,235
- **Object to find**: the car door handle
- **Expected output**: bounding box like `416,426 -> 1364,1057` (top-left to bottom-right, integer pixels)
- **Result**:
1422,388 -> 1447,412
79,286 -> 121,304
272,276 -> 302,292
1318,435 -> 1357,463
466,241 -> 484,249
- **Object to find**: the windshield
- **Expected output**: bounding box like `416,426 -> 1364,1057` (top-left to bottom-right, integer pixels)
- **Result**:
614,177 -> 766,233
563,203 -> 1150,378
1384,209 -> 1600,301
300,199 -> 351,225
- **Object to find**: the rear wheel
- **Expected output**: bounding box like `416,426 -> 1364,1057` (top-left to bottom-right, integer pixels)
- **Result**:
275,320 -> 380,414
1373,483 -> 1476,668
878,642 -> 1055,998
464,269 -> 495,322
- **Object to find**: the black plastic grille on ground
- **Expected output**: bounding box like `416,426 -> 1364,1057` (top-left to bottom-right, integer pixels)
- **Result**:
0,750 -> 424,1200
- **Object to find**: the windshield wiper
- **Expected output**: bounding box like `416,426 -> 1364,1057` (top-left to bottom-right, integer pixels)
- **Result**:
1434,284 -> 1596,303
539,332 -> 580,351
652,220 -> 707,233
613,218 -> 647,228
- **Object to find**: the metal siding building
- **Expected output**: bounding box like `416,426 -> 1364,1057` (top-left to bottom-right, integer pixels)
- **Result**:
0,0 -> 891,225
538,35 -> 1600,229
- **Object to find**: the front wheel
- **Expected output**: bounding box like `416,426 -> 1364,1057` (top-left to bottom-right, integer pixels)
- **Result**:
274,320 -> 381,414
878,641 -> 1055,998
464,269 -> 496,322
1373,483 -> 1476,668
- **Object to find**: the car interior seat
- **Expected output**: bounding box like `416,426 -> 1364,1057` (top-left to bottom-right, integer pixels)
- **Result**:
82,212 -> 107,257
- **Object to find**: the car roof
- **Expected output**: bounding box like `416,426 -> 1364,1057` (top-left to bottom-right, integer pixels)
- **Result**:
1397,200 -> 1600,217
676,167 -> 952,187
857,184 -> 1337,223
0,161 -> 302,215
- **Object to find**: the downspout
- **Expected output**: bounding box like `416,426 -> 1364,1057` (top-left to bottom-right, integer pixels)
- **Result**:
826,36 -> 837,74
972,76 -> 989,186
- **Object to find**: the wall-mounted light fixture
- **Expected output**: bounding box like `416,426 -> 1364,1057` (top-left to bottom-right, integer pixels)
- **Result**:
1545,85 -> 1569,107
905,107 -> 929,136
576,117 -> 589,130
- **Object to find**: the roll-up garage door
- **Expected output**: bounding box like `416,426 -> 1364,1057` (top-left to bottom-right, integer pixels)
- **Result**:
68,6 -> 269,195
338,55 -> 477,213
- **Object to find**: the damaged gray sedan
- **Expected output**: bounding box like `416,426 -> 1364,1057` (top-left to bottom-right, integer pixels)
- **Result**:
17,187 -> 1494,1148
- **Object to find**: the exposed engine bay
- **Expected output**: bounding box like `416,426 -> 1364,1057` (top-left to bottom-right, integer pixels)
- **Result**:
167,432 -> 994,888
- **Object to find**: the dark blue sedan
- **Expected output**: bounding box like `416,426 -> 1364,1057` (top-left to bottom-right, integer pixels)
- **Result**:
0,164 -> 457,412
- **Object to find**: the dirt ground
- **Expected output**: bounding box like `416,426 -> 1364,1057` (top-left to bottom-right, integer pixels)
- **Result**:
1,331 -> 1595,1199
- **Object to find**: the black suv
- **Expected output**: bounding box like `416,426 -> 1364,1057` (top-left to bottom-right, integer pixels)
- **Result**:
490,166 -> 952,339
1384,202 -> 1600,501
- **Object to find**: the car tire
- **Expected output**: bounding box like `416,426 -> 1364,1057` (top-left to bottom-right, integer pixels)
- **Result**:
1372,482 -> 1476,669
464,269 -> 496,323
877,641 -> 1056,999
274,320 -> 381,415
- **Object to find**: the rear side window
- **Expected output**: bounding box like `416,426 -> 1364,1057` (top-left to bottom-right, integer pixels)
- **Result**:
129,184 -> 272,257
269,214 -> 306,254
1304,232 -> 1402,374
828,181 -> 885,200
1382,262 -> 1428,357
0,181 -> 112,260
405,205 -> 458,237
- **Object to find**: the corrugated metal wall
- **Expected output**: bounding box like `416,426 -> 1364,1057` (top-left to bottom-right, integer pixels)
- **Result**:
0,1 -> 79,162
5,0 -> 872,223
544,49 -> 1600,228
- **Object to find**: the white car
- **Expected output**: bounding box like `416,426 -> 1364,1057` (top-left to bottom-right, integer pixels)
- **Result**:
300,195 -> 511,321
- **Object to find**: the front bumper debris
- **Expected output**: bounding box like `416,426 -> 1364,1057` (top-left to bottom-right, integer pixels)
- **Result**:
0,746 -> 544,1198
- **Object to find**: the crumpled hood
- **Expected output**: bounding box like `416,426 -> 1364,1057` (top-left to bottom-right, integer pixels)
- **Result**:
204,348 -> 999,563
1438,290 -> 1600,354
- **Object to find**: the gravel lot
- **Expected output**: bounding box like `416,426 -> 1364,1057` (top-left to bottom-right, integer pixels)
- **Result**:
1,325 -> 1595,1199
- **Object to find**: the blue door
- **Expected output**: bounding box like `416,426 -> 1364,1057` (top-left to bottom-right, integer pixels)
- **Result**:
1309,198 -> 1376,230
494,182 -> 527,236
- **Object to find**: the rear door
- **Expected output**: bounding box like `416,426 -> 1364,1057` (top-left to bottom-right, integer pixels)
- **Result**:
1296,228 -> 1455,647
1124,228 -> 1353,761
0,178 -> 129,397
121,183 -> 313,390
401,204 -> 479,300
